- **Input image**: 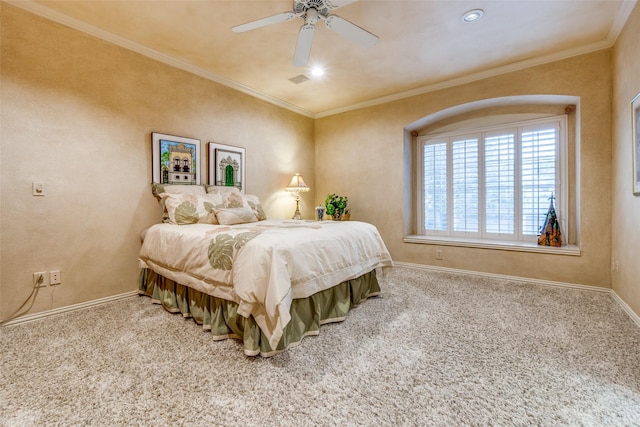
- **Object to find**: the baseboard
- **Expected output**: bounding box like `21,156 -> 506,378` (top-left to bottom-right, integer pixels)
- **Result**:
394,261 -> 610,292
4,265 -> 639,330
394,262 -> 640,327
611,290 -> 640,328
1,291 -> 138,327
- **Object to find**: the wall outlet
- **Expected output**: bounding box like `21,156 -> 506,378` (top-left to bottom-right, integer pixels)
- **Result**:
50,270 -> 61,285
436,249 -> 444,260
33,272 -> 48,288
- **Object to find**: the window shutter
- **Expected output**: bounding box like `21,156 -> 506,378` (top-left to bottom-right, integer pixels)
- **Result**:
521,126 -> 558,236
423,142 -> 448,231
484,133 -> 515,235
452,138 -> 479,233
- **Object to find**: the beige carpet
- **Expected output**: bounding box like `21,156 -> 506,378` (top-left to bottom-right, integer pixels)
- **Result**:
1,266 -> 639,426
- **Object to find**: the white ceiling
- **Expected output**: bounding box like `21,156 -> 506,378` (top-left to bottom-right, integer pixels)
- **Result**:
10,0 -> 637,117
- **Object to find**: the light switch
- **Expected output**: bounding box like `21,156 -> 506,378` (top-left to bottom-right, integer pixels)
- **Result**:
32,182 -> 45,196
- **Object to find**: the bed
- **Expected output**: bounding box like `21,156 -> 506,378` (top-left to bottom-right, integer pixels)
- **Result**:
138,184 -> 393,356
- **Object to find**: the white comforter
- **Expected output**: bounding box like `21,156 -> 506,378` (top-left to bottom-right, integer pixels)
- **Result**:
139,219 -> 393,348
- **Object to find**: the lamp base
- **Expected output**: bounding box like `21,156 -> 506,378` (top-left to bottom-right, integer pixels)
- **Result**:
291,197 -> 303,220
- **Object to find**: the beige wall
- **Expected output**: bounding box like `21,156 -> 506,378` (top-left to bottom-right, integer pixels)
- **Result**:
612,4 -> 640,316
315,50 -> 613,288
0,5 -> 315,320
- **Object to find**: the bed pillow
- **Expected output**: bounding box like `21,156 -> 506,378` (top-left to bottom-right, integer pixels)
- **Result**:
152,184 -> 207,222
205,185 -> 240,196
152,183 -> 206,199
214,207 -> 258,225
160,193 -> 218,225
206,185 -> 251,209
243,194 -> 267,221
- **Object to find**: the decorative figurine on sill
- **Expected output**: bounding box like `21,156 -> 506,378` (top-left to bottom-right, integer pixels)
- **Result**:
538,194 -> 562,247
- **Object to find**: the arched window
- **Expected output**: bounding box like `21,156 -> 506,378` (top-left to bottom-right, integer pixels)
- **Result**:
406,95 -> 578,252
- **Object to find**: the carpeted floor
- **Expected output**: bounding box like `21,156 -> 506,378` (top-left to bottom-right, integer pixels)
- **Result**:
1,266 -> 639,426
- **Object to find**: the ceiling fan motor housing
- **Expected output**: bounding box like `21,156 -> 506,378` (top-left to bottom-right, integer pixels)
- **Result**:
294,0 -> 333,17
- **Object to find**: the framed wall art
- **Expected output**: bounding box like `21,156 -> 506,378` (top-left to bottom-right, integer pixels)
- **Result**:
152,132 -> 201,185
632,93 -> 640,195
208,142 -> 245,192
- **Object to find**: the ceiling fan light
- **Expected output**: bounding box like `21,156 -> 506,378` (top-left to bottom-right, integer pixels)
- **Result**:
461,9 -> 484,23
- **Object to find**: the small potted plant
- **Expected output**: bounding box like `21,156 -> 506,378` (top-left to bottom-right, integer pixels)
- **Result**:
325,193 -> 348,221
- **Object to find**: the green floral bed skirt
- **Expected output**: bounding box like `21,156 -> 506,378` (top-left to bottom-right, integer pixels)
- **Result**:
138,268 -> 381,357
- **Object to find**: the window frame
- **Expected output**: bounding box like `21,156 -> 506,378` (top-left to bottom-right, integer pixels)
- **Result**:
416,115 -> 568,246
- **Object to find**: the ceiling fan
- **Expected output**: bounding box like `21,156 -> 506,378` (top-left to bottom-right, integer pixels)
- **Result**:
232,0 -> 378,67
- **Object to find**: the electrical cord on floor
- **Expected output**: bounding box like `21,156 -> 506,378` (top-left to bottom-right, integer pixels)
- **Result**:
0,285 -> 41,326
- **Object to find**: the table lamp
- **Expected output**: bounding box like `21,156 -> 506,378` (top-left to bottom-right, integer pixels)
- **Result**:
285,173 -> 310,220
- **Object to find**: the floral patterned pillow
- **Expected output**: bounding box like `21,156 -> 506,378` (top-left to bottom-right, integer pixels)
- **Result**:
160,193 -> 218,225
152,184 -> 207,223
243,194 -> 267,221
205,185 -> 251,209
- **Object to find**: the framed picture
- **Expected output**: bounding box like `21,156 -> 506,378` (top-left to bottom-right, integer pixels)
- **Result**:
632,93 -> 640,195
152,132 -> 201,185
208,142 -> 246,192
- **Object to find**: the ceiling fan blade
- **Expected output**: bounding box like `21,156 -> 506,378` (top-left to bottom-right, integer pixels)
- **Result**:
325,0 -> 358,10
324,15 -> 378,48
232,12 -> 297,33
293,24 -> 315,67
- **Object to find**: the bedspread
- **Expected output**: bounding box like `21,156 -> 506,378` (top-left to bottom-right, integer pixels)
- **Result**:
139,219 -> 393,348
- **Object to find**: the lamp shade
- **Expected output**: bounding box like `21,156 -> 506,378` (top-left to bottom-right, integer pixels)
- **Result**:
286,173 -> 310,192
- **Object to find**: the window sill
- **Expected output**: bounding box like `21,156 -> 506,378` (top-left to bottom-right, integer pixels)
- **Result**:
403,235 -> 581,256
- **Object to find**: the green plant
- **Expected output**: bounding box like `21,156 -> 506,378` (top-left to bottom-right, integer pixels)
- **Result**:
325,193 -> 348,217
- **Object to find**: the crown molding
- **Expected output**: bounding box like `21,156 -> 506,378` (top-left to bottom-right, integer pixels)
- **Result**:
315,40 -> 613,118
608,0 -> 638,43
5,0 -> 316,118
6,0 -> 637,120
315,0 -> 636,118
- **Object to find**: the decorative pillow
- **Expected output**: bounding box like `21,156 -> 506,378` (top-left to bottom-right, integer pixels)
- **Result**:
214,207 -> 258,225
206,185 -> 251,209
199,192 -> 225,207
224,191 -> 251,209
160,193 -> 217,225
243,194 -> 267,221
152,184 -> 207,223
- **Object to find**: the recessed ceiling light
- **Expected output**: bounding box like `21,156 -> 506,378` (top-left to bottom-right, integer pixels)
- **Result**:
311,67 -> 324,77
461,9 -> 484,23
